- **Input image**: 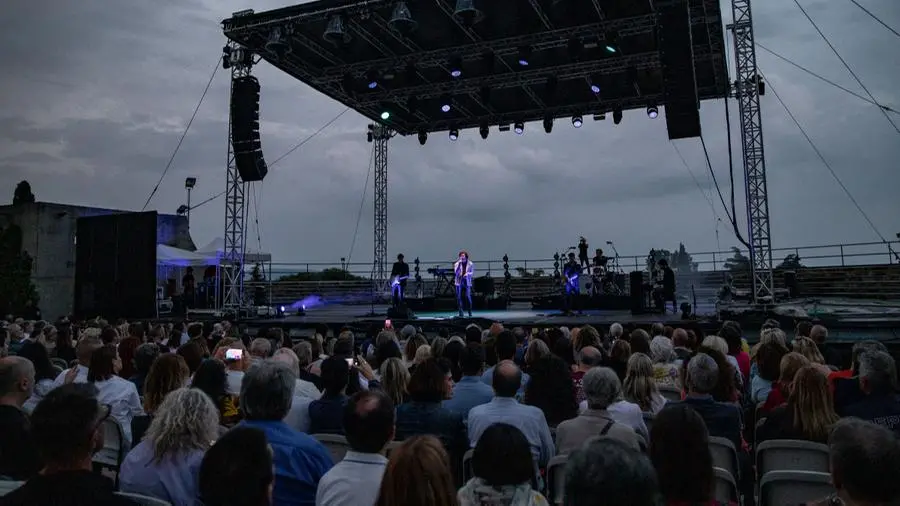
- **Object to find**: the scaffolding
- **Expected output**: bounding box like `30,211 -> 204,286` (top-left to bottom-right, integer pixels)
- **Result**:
369,123 -> 392,295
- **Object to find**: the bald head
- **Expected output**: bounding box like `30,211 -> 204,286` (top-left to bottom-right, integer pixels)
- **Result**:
493,360 -> 522,398
577,346 -> 604,367
344,390 -> 395,453
810,325 -> 828,344
0,356 -> 35,402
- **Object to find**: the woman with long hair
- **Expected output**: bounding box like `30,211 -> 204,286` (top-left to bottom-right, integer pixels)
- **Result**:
395,359 -> 466,458
650,404 -> 736,506
376,435 -> 459,506
760,352 -> 809,413
191,358 -> 240,426
132,353 -> 191,444
791,337 -> 832,374
379,357 -> 410,407
53,325 -> 76,364
751,340 -> 790,403
623,353 -> 667,414
607,339 -> 632,382
19,341 -> 57,412
120,388 -> 220,506
757,366 -> 839,444
87,344 -> 144,445
523,354 -> 578,427
523,339 -> 550,372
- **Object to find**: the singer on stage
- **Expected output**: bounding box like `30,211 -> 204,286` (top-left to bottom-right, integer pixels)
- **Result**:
390,253 -> 409,309
454,251 -> 474,318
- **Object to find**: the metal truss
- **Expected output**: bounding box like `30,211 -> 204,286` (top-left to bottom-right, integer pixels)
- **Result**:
370,124 -> 392,295
222,41 -> 253,310
730,0 -> 774,303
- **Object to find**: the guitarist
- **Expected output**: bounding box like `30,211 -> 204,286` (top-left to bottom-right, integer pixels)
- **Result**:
563,252 -> 582,314
390,253 -> 410,309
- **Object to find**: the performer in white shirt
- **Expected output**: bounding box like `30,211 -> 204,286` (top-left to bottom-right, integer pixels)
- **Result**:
454,251 -> 475,318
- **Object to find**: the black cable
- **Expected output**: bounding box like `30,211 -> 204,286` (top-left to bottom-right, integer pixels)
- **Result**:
847,0 -> 900,40
671,142 -> 720,219
699,135 -> 751,249
756,43 -> 900,115
142,58 -> 220,211
268,107 -> 351,168
251,181 -> 263,254
724,90 -> 739,234
346,145 -> 376,264
762,71 -> 898,260
187,190 -> 225,211
792,0 -> 900,135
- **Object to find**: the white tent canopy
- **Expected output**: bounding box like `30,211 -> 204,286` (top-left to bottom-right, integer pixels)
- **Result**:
156,244 -> 213,267
196,237 -> 272,264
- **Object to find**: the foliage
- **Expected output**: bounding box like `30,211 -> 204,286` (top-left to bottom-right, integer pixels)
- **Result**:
278,268 -> 365,282
250,263 -> 266,282
670,243 -> 698,272
515,267 -> 546,278
723,247 -> 751,272
777,253 -> 804,270
13,181 -> 35,205
0,225 -> 39,315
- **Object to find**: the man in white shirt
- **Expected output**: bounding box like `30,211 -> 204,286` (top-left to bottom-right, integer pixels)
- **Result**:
51,336 -> 102,387
315,390 -> 394,506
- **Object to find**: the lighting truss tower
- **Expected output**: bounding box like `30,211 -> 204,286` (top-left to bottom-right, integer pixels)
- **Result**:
369,124 -> 393,295
730,0 -> 774,303
222,41 -> 252,310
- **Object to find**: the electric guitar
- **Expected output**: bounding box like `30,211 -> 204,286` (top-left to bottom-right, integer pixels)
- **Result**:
391,275 -> 409,286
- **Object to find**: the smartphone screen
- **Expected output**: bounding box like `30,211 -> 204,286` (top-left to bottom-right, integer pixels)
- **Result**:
384,319 -> 392,329
225,349 -> 242,361
345,357 -> 354,367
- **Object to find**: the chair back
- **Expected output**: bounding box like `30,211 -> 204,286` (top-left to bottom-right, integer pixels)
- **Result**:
760,470 -> 833,506
708,436 -> 740,481
757,439 -> 829,476
658,385 -> 682,402
115,492 -> 173,505
0,480 -> 24,497
50,358 -> 69,370
712,467 -> 738,503
546,455 -> 568,506
312,434 -> 351,463
462,448 -> 474,483
93,418 -> 128,469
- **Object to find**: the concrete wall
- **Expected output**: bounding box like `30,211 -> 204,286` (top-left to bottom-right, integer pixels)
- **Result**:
0,202 -> 193,321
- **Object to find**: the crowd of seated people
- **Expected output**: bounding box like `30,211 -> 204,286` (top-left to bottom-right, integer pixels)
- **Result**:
0,316 -> 899,506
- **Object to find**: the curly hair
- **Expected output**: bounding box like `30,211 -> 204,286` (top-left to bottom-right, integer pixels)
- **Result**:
143,354 -> 190,413
145,388 -> 219,463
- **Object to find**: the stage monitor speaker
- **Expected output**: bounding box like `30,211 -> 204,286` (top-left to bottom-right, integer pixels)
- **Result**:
387,305 -> 415,320
657,0 -> 701,140
230,75 -> 268,182
74,212 -> 158,320
473,275 -> 494,295
629,271 -> 645,314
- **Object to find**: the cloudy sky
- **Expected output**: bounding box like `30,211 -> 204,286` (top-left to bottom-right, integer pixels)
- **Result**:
1,0 -> 898,273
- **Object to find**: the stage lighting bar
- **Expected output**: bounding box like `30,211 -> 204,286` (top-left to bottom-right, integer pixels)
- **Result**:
572,115 -> 583,128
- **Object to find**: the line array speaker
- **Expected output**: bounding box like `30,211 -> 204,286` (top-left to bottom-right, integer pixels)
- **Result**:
230,75 -> 269,182
657,0 -> 701,140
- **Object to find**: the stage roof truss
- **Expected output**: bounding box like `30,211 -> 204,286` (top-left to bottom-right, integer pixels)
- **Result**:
223,0 -> 728,135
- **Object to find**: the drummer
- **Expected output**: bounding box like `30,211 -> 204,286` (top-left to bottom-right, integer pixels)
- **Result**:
592,249 -> 608,271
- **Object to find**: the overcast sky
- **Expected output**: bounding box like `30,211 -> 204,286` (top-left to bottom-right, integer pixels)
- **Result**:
1,0 -> 898,273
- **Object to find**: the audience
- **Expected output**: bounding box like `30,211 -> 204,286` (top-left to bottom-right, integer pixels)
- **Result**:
843,350 -> 900,434
623,352 -> 667,414
198,426 -> 274,506
378,357 -> 409,406
758,366 -> 839,443
523,354 -> 578,428
128,343 -> 160,396
52,336 -> 101,387
564,438 -> 660,506
395,358 -> 466,460
132,353 -> 190,444
649,336 -> 680,389
17,341 -> 55,413
0,356 -> 41,480
673,354 -> 742,449
458,423 -> 549,505
87,344 -> 144,446
375,435 -> 457,506
482,331 -> 529,397
316,390 -> 394,506
442,344 -> 493,417
309,356 -> 351,435
191,358 -> 240,426
570,346 -> 602,403
760,352 -> 809,413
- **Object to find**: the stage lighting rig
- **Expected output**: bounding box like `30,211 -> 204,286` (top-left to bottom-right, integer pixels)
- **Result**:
589,74 -> 601,94
365,69 -> 380,89
517,46 -> 532,67
543,116 -> 553,133
449,128 -> 459,141
514,121 -> 524,135
418,129 -> 428,145
572,115 -> 583,128
324,15 -> 351,44
440,94 -> 452,113
449,57 -> 463,78
479,123 -> 489,139
647,104 -> 659,119
613,108 -> 623,125
389,1 -> 417,33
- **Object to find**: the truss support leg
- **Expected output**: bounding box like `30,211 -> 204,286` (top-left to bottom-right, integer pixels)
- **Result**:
370,124 -> 392,296
731,0 -> 774,304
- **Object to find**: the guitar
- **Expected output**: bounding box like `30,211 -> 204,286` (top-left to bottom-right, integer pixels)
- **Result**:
391,275 -> 409,286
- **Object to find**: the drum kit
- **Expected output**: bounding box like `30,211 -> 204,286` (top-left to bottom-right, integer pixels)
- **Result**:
560,245 -> 624,296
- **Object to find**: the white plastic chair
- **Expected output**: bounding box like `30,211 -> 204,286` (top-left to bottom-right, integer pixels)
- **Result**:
115,492 -> 172,505
462,448 -> 474,482
658,385 -> 682,402
312,434 -> 351,463
760,470 -> 833,506
545,455 -> 568,506
0,480 -> 24,497
708,436 -> 740,481
712,467 -> 738,503
92,418 -> 129,486
757,439 -> 830,477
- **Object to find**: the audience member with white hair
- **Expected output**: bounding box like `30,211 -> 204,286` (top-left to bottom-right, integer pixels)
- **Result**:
649,336 -> 680,389
273,347 -> 322,400
843,351 -> 900,434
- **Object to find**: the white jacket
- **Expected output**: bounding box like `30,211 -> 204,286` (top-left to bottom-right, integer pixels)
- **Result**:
454,260 -> 475,286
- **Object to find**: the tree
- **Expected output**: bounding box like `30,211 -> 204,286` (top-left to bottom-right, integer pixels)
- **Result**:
12,181 -> 35,205
777,253 -> 804,270
670,243 -> 698,272
278,268 -> 365,282
0,225 -> 39,316
723,247 -> 751,272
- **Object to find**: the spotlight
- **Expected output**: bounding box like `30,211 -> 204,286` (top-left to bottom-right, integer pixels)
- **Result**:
647,104 -> 659,119
265,26 -> 291,61
418,129 -> 428,145
479,123 -> 489,139
389,1 -> 418,33
517,46 -> 532,66
514,121 -> 524,135
543,76 -> 558,103
613,108 -> 623,125
323,15 -> 351,44
572,115 -> 583,128
589,74 -> 601,94
449,128 -> 459,141
380,110 -> 391,120
604,32 -> 619,53
365,69 -> 379,89
453,0 -> 485,26
449,57 -> 463,78
543,116 -> 553,133
440,94 -> 452,113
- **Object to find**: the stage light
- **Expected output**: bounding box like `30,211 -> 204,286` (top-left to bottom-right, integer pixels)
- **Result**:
453,0 -> 484,26
418,129 -> 428,145
449,57 -> 463,78
613,107 -> 623,125
324,15 -> 351,44
449,128 -> 459,141
589,74 -> 601,94
367,124 -> 374,143
514,121 -> 524,135
543,116 -> 553,133
365,69 -> 379,89
647,104 -> 659,119
517,46 -> 532,67
440,94 -> 452,113
572,115 -> 583,128
380,110 -> 391,120
265,26 -> 291,61
479,123 -> 489,139
604,32 -> 619,53
389,1 -> 418,33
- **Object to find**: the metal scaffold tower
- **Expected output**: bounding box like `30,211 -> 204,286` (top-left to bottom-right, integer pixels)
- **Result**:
221,41 -> 252,310
730,0 -> 775,303
368,123 -> 393,295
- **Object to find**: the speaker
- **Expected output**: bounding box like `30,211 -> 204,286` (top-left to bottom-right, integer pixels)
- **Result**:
230,76 -> 268,182
74,212 -> 158,319
657,0 -> 701,139
629,271 -> 646,314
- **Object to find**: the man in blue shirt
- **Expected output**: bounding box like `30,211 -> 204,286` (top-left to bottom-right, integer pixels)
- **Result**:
240,360 -> 334,506
443,343 -> 494,418
481,331 -> 529,398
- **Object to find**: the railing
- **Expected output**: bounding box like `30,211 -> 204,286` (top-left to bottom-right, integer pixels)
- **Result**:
265,240 -> 900,280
